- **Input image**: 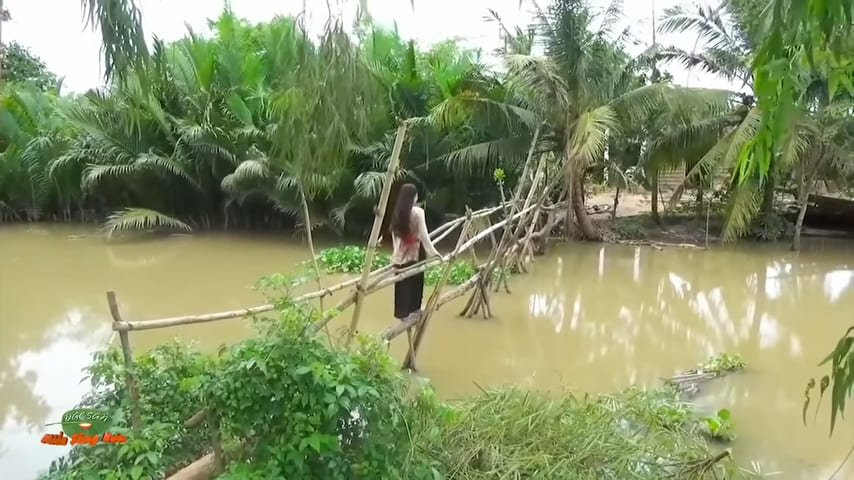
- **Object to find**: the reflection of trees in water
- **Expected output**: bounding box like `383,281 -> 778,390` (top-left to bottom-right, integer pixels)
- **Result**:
105,236 -> 189,269
0,306 -> 109,433
517,243 -> 854,476
522,244 -> 854,387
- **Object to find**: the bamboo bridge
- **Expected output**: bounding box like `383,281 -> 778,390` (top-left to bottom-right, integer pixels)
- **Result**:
102,122 -> 571,480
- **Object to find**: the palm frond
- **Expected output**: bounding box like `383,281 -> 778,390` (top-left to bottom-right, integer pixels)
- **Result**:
721,180 -> 763,241
568,105 -> 619,168
81,0 -> 150,80
504,55 -> 569,118
103,207 -> 192,239
441,136 -> 531,176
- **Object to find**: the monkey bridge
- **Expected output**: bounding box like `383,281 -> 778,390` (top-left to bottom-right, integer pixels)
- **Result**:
102,122 -> 569,480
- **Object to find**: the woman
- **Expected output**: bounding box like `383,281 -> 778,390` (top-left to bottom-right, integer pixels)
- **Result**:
390,183 -> 440,328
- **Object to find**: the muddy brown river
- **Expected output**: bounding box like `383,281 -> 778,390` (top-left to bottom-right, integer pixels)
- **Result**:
2,224 -> 854,479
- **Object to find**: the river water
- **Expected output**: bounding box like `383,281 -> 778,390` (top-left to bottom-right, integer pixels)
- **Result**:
2,224 -> 854,479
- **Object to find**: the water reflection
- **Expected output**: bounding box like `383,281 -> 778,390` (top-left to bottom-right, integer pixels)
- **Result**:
513,242 -> 854,478
384,240 -> 854,479
0,226 -> 316,479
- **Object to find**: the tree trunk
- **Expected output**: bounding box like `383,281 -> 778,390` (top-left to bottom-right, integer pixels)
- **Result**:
761,174 -> 775,214
792,198 -> 808,252
564,165 -> 575,239
611,185 -> 620,220
572,174 -> 599,240
792,165 -> 808,252
695,182 -> 704,218
650,168 -> 660,223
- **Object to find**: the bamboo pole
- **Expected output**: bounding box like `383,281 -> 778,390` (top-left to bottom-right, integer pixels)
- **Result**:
472,125 -> 541,295
106,291 -> 141,430
477,172 -> 552,312
108,203 -> 508,332
402,212 -> 473,370
504,156 -> 549,273
209,414 -> 224,474
299,187 -> 326,312
306,203 -> 538,334
163,454 -> 216,480
346,123 -> 407,347
110,202 -> 541,333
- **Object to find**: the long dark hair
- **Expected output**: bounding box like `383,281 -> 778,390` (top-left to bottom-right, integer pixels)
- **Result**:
390,183 -> 417,237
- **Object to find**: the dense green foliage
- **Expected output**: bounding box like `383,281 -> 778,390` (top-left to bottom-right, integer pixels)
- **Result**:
41,288 -> 748,479
0,10 -> 510,235
1,41 -> 60,90
5,0 -> 852,250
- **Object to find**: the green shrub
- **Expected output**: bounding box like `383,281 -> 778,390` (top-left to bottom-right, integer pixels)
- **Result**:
317,245 -> 391,274
750,211 -> 794,241
42,343 -> 216,480
319,246 -> 482,286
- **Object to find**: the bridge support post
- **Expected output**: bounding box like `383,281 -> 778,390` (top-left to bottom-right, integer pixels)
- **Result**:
346,123 -> 408,347
402,211 -> 474,370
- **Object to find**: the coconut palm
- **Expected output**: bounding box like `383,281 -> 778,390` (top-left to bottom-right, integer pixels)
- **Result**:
657,2 -> 782,240
432,0 -> 734,240
660,2 -> 854,242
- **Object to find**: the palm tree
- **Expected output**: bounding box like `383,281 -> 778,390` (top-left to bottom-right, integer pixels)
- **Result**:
433,0 -> 733,240
658,2 -> 778,240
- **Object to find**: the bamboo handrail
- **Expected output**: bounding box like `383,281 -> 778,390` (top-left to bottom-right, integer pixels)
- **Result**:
304,203 -> 540,335
110,201 -> 537,332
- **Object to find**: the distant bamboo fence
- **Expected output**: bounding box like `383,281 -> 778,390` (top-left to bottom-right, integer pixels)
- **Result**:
102,121 -> 567,480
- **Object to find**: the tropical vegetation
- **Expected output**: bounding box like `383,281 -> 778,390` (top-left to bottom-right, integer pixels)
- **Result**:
1,0 -> 851,252
6,0 -> 854,473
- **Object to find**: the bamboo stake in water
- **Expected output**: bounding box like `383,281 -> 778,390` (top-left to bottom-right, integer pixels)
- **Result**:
346,123 -> 408,347
106,291 -> 141,430
402,212 -> 473,370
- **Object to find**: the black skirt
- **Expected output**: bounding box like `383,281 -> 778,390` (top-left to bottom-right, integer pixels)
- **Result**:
393,245 -> 426,319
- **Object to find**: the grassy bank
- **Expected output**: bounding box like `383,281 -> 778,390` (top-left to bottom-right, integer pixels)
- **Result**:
40,278 -> 750,480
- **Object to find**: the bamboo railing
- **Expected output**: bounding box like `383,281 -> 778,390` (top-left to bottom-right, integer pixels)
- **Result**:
102,122 -> 566,480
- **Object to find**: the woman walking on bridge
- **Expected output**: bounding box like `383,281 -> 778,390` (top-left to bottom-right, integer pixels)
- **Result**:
390,184 -> 440,359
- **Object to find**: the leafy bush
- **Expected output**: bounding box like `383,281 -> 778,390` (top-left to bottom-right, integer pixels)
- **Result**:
317,245 -> 391,273
318,246 -> 481,286
612,216 -> 649,239
701,408 -> 736,442
702,353 -> 747,374
43,343 -> 216,480
750,211 -> 794,241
